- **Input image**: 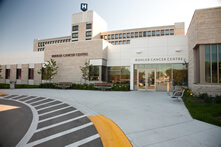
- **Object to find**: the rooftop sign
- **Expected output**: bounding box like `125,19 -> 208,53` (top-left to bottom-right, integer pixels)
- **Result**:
80,3 -> 88,12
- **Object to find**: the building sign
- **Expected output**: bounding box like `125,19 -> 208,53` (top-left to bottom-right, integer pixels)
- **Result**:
134,57 -> 186,63
80,3 -> 88,12
52,53 -> 88,58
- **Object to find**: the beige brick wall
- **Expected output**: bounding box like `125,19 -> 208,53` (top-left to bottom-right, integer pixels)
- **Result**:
193,84 -> 221,96
21,64 -> 29,84
34,63 -> 42,85
187,7 -> 221,93
10,65 -> 16,82
0,65 -> 6,83
44,40 -> 107,83
78,22 -> 87,41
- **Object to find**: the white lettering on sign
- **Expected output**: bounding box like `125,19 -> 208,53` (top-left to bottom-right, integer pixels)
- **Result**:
135,57 -> 184,62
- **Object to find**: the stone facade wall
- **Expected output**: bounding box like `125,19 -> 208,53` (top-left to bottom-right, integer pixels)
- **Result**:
44,40 -> 107,83
10,65 -> 16,82
34,63 -> 42,85
193,84 -> 221,96
21,64 -> 29,84
0,65 -> 6,83
187,7 -> 221,94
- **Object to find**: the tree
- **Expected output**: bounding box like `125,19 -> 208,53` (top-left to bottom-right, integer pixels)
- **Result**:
38,59 -> 58,83
80,61 -> 92,83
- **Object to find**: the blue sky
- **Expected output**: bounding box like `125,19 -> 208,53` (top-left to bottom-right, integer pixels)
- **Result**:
0,0 -> 220,54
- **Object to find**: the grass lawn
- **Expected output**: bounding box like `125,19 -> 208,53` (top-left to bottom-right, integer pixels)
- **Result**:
184,102 -> 221,127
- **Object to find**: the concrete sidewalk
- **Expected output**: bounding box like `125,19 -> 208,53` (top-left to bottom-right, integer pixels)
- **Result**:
1,89 -> 221,147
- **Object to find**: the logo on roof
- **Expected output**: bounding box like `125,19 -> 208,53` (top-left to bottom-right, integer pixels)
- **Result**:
81,3 -> 88,12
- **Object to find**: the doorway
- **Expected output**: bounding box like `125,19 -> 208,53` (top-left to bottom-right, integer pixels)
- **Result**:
137,69 -> 156,91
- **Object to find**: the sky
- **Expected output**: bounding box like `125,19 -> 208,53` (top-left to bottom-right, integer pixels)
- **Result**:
0,0 -> 220,54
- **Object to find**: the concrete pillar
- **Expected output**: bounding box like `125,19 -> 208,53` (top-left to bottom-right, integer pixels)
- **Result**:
0,65 -> 6,83
34,63 -> 42,85
21,64 -> 29,84
10,64 -> 16,82
130,64 -> 134,90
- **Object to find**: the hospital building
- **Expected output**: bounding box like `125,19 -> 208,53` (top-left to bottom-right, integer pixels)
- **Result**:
0,6 -> 220,95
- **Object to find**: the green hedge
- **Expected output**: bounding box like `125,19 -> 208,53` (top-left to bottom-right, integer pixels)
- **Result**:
0,84 -> 10,89
15,84 -> 39,88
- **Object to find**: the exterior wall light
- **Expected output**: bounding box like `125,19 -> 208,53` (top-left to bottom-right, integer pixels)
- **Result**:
175,49 -> 182,52
182,59 -> 187,65
136,51 -> 142,54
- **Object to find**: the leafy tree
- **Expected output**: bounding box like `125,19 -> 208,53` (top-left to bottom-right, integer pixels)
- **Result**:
38,59 -> 58,83
80,61 -> 92,83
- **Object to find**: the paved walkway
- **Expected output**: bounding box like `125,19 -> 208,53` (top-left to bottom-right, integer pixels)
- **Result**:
1,89 -> 221,147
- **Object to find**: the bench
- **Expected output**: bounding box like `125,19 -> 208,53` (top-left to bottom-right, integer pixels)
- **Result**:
56,82 -> 72,89
95,83 -> 113,91
171,87 -> 185,101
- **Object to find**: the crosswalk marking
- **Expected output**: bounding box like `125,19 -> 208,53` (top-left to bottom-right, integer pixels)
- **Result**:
37,103 -> 64,111
23,97 -> 41,103
36,115 -> 87,133
65,134 -> 100,147
28,98 -> 49,105
26,122 -> 93,147
39,105 -> 72,116
39,110 -> 79,123
33,99 -> 56,107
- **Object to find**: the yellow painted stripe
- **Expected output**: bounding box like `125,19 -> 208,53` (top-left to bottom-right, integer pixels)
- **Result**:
0,92 -> 8,95
88,115 -> 132,147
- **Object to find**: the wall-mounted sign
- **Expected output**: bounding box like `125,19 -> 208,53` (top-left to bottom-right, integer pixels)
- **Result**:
52,53 -> 88,58
134,57 -> 186,63
80,3 -> 88,12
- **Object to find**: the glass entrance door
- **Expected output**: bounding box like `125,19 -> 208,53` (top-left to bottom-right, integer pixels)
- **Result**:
137,69 -> 156,91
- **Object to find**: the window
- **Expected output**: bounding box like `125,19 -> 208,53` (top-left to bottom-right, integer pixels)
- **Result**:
119,34 -> 122,39
16,69 -> 21,79
108,35 -> 111,40
156,30 -> 160,36
205,44 -> 221,83
104,35 -> 107,40
165,29 -> 169,35
119,41 -> 122,45
131,32 -> 134,38
115,41 -> 118,45
72,40 -> 78,42
28,68 -> 34,80
86,23 -> 92,29
72,33 -> 78,38
147,31 -> 151,36
86,38 -> 91,40
135,32 -> 138,38
161,30 -> 164,36
108,66 -> 130,84
86,31 -> 92,37
143,32 -> 146,37
6,69 -> 10,79
127,33 -> 130,38
152,31 -> 155,36
123,33 -> 126,38
139,32 -> 142,37
170,29 -> 174,35
89,66 -> 99,81
123,40 -> 126,44
111,34 -> 114,39
111,41 -> 114,45
115,34 -> 118,39
127,40 -> 130,44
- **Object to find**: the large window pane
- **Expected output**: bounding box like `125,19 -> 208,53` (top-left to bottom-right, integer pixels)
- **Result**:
219,45 -> 221,83
205,45 -> 211,83
16,69 -> 21,79
121,67 -> 130,84
173,64 -> 188,86
6,69 -> 10,79
212,45 -> 217,83
157,64 -> 172,86
89,66 -> 99,81
28,68 -> 34,79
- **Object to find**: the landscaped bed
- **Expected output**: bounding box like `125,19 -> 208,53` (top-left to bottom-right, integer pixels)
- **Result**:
183,89 -> 221,127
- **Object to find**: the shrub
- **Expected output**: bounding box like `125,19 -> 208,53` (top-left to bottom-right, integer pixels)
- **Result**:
183,88 -> 196,102
215,95 -> 221,104
15,84 -> 39,88
198,93 -> 213,103
39,83 -> 56,88
0,84 -> 10,89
